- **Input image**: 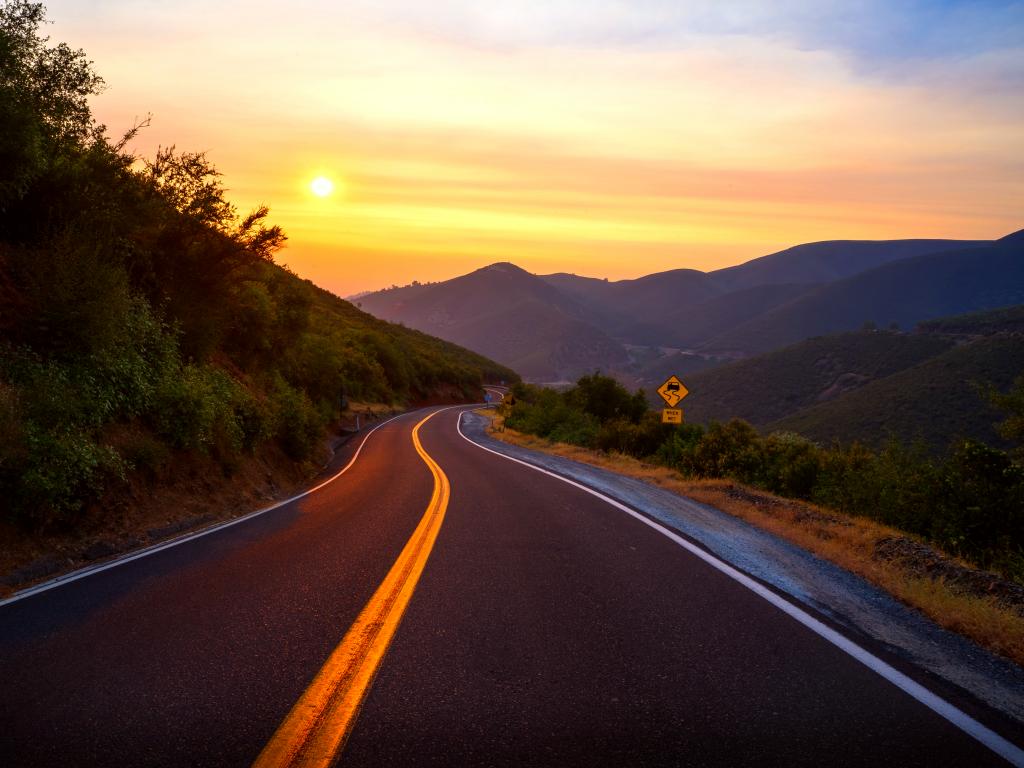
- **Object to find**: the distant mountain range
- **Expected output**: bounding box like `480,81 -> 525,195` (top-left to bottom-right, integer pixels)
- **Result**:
357,231 -> 1022,382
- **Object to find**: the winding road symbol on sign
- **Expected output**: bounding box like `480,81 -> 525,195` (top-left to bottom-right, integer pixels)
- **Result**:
657,375 -> 689,408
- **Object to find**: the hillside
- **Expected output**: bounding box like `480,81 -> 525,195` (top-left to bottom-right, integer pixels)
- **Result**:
0,7 -> 516,529
917,305 -> 1024,336
359,263 -> 629,381
676,305 -> 1024,451
679,331 -> 956,427
623,282 -> 818,348
704,235 -> 1024,354
590,269 -> 723,335
769,335 -> 1024,450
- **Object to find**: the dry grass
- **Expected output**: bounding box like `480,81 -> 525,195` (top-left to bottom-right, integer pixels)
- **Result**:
483,412 -> 1024,667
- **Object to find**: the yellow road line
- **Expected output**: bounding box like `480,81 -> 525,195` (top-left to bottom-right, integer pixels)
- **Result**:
253,410 -> 451,768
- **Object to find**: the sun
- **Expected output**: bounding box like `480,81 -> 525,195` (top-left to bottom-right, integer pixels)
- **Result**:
310,176 -> 334,197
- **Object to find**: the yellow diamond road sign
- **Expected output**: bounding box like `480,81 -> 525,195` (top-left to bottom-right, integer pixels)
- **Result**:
657,375 -> 689,408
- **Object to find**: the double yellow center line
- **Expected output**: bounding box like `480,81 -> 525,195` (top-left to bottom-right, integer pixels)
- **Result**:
253,410 -> 451,768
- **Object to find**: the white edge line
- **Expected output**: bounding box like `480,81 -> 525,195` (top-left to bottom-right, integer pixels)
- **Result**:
0,412 -> 411,608
456,411 -> 1024,767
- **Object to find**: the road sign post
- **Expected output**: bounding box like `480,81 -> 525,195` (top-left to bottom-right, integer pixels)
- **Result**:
661,408 -> 683,424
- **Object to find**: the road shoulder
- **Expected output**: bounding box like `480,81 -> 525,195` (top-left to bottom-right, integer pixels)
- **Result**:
459,410 -> 1024,733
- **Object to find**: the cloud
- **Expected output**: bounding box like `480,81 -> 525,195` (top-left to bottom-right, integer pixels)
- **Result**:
41,0 -> 1024,295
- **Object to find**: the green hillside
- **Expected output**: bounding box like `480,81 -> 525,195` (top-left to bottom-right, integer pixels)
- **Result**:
679,331 -> 955,427
0,3 -> 516,526
917,305 -> 1024,336
677,304 -> 1024,452
769,335 -> 1024,450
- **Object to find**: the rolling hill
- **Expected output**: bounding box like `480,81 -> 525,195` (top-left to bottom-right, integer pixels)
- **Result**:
358,233 -> 1014,381
358,263 -> 629,381
703,233 -> 1024,354
622,282 -> 818,347
767,335 -> 1024,450
677,306 -> 1024,451
707,238 -> 986,293
679,330 -> 957,427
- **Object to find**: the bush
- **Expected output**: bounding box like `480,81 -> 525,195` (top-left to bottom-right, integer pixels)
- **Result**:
569,373 -> 647,424
684,419 -> 764,480
151,365 -> 249,457
272,378 -> 325,461
813,441 -> 879,514
934,439 -> 1024,561
16,426 -> 125,526
758,432 -> 822,499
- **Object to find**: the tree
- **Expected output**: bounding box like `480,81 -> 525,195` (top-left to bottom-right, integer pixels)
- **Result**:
569,372 -> 647,424
0,1 -> 104,208
990,374 -> 1024,460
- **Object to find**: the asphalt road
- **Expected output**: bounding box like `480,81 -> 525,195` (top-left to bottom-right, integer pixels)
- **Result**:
1,406 -> 1020,767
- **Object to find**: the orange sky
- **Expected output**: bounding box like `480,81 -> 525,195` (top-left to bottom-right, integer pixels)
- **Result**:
47,1 -> 1024,297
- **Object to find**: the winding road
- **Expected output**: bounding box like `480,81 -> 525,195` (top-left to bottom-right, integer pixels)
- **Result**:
2,405 -> 1022,767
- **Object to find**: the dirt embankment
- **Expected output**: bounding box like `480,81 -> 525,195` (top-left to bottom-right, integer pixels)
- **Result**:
0,403 -> 397,597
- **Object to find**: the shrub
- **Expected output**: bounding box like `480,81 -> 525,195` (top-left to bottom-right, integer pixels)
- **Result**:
760,431 -> 821,499
934,439 -> 1024,563
151,364 -> 246,456
272,379 -> 325,461
504,375 -> 1024,583
16,426 -> 126,526
684,419 -> 764,480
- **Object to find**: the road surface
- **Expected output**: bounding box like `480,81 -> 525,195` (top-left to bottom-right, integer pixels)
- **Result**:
1,406 -> 1021,767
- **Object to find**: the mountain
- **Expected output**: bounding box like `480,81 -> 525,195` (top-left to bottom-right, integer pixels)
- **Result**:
622,282 -> 818,347
595,269 -> 723,334
541,268 -> 723,338
358,263 -> 629,381
703,234 -> 1024,354
542,238 -> 990,348
358,233 -> 1014,382
706,239 -> 987,293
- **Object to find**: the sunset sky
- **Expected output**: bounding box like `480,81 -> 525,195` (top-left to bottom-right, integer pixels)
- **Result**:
47,0 -> 1024,297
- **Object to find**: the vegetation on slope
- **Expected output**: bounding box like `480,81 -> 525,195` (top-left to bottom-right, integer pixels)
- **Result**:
770,335 -> 1024,449
0,1 -> 516,529
677,307 -> 1024,452
681,330 -> 956,427
505,374 -> 1024,583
